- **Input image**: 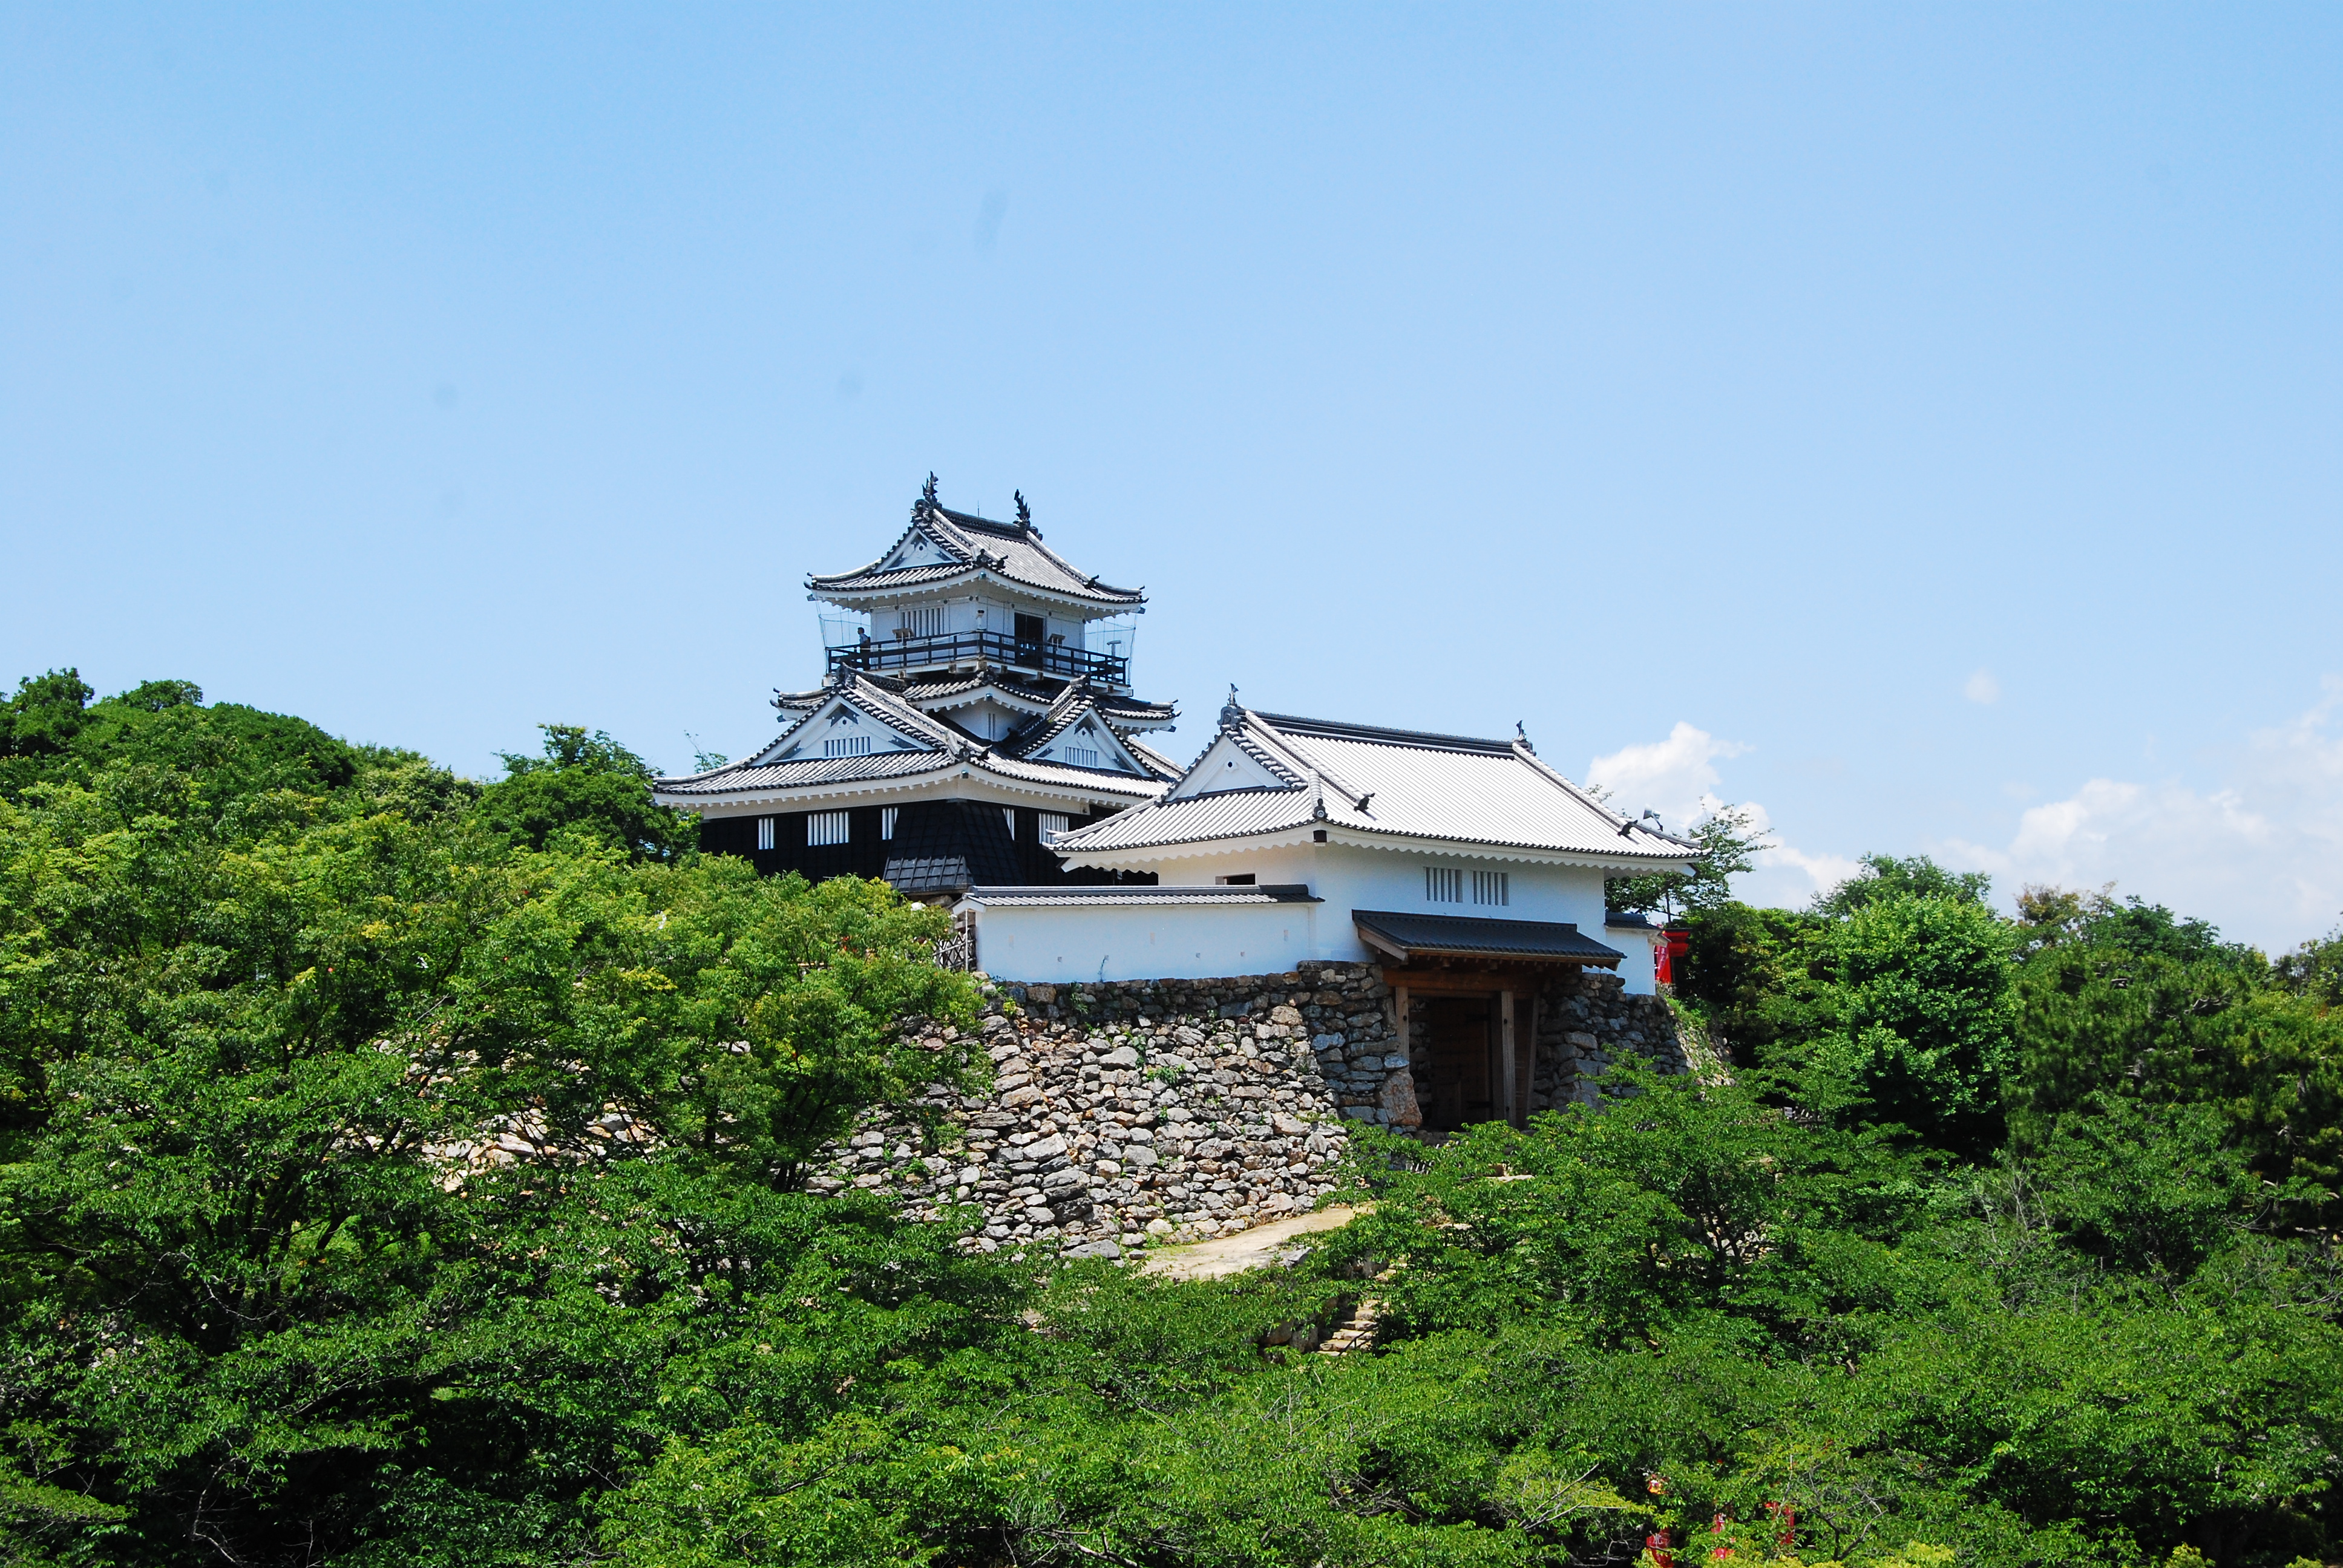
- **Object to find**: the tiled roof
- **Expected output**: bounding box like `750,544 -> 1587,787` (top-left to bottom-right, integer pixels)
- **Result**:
1124,733 -> 1181,777
959,883 -> 1321,907
653,670 -> 1168,805
1352,909 -> 1626,965
655,750 -> 952,796
900,671 -> 1058,714
1055,784 -> 1312,849
770,686 -> 825,714
883,857 -> 974,895
903,671 -> 1178,729
999,684 -> 1181,782
654,745 -> 1166,805
1052,704 -> 1695,866
807,489 -> 1145,609
972,751 -> 1167,797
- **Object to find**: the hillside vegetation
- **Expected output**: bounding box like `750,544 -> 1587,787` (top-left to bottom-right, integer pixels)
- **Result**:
2,670 -> 2340,1568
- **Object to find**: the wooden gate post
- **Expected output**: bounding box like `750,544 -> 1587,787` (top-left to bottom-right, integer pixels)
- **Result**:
1522,992 -> 1541,1123
1499,990 -> 1518,1127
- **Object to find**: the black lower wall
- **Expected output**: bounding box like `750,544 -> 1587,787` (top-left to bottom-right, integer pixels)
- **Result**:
697,798 -> 1155,888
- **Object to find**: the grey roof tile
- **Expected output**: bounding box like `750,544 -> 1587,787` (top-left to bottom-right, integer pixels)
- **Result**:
1054,706 -> 1694,866
1352,909 -> 1627,964
808,493 -> 1144,609
960,883 -> 1320,906
653,670 -> 1167,805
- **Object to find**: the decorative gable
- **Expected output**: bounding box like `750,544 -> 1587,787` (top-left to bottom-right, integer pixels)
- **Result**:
879,528 -> 957,572
1164,730 -> 1300,799
1023,711 -> 1151,776
758,693 -> 940,765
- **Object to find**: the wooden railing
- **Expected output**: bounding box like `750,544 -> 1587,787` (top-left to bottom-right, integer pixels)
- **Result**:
826,629 -> 1129,687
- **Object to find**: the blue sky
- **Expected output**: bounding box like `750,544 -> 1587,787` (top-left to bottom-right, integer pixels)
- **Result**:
4,5 -> 2340,947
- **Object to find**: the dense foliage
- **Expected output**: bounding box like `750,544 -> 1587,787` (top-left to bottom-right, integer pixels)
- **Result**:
2,673 -> 2339,1567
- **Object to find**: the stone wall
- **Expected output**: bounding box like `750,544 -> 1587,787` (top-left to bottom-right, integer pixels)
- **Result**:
1526,972 -> 1689,1109
808,961 -> 1682,1258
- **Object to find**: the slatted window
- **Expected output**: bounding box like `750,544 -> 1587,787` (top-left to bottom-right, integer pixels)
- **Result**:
823,735 -> 872,757
1039,812 -> 1070,843
899,606 -> 946,638
880,806 -> 899,840
1473,870 -> 1509,906
807,811 -> 850,847
1426,866 -> 1464,903
1063,746 -> 1099,768
755,817 -> 775,851
1001,808 -> 1017,839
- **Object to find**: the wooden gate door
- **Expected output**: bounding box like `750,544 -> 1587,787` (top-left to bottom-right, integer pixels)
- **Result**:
1420,993 -> 1497,1131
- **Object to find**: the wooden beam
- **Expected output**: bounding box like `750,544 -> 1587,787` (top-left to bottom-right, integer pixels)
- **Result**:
1524,991 -> 1541,1123
1499,990 -> 1518,1128
1380,967 -> 1527,994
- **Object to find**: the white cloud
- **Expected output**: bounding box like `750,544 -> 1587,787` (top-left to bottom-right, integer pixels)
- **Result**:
1585,722 -> 1748,830
1964,668 -> 2001,705
1587,723 -> 1859,910
1755,835 -> 1866,907
1938,677 -> 2343,950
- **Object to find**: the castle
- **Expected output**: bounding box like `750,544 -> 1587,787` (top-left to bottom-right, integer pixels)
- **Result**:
654,479 -> 1693,1252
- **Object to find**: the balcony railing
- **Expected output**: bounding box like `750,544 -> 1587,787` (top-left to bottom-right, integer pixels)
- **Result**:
825,629 -> 1130,687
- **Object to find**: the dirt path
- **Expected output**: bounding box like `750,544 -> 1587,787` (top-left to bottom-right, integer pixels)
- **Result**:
1138,1204 -> 1369,1282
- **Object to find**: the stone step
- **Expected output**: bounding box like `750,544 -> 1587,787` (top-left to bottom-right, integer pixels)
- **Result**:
1317,1296 -> 1383,1356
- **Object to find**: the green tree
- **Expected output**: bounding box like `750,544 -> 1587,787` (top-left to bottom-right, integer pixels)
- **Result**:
2273,922 -> 2343,1007
1,672 -> 359,804
472,723 -> 695,861
1811,853 -> 1993,918
0,667 -> 96,758
1673,900 -> 1830,1069
0,730 -> 981,1562
1801,893 -> 2019,1152
11,677 -> 2343,1568
2010,889 -> 2343,1200
1607,803 -> 1771,919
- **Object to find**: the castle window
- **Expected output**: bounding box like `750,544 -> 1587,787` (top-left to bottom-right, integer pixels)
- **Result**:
1039,811 -> 1070,843
808,811 -> 850,847
756,817 -> 775,851
1064,746 -> 1099,768
1002,808 -> 1017,839
880,806 -> 899,840
1472,869 -> 1509,906
1426,866 -> 1464,903
824,735 -> 872,757
899,605 -> 946,639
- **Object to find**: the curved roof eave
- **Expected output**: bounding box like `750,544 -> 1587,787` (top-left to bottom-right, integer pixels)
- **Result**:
654,752 -> 1165,811
1054,806 -> 1699,869
806,565 -> 1145,613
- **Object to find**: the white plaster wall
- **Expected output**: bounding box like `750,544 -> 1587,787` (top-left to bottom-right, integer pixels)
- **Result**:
1604,923 -> 1660,996
970,900 -> 1321,983
1150,842 -> 1612,965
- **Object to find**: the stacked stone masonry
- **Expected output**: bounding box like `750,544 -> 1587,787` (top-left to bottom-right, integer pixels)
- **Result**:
808,961 -> 1684,1258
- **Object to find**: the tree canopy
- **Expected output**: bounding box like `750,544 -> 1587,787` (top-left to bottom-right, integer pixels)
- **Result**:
2,675 -> 2340,1567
